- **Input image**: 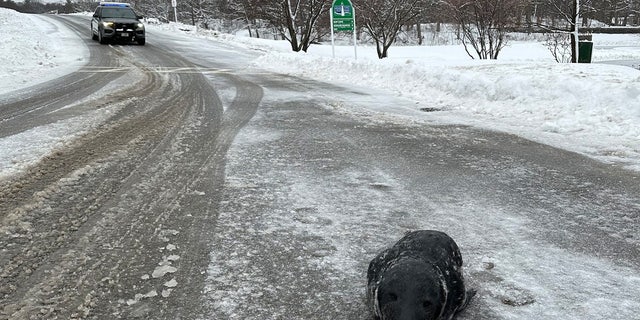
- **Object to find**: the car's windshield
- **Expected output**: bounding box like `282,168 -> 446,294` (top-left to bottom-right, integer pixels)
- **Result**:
101,8 -> 137,19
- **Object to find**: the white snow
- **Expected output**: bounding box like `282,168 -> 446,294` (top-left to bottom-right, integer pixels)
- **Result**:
126,290 -> 158,306
151,264 -> 177,279
166,254 -> 180,261
161,288 -> 173,298
0,9 -> 116,180
164,278 -> 178,288
0,9 -> 87,96
1,8 -> 640,320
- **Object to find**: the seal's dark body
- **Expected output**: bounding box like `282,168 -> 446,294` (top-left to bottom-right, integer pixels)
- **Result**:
367,230 -> 472,320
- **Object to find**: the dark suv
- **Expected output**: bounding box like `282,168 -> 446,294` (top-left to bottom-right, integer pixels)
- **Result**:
91,2 -> 145,45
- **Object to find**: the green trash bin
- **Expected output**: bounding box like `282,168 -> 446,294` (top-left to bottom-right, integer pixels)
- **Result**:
578,41 -> 593,63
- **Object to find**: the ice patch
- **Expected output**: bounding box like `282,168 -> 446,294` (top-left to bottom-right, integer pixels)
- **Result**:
152,265 -> 177,278
126,290 -> 158,306
161,289 -> 173,298
158,229 -> 180,242
164,278 -> 178,288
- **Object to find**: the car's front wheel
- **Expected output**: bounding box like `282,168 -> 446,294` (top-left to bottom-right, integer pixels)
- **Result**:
137,38 -> 145,45
91,22 -> 99,40
98,30 -> 109,45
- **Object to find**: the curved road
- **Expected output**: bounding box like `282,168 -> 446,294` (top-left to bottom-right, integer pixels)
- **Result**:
1,15 -> 639,320
1,14 -> 261,319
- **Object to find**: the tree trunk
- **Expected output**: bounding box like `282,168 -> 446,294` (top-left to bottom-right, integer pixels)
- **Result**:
381,44 -> 390,58
572,0 -> 580,63
282,1 -> 301,51
245,13 -> 253,38
376,40 -> 384,58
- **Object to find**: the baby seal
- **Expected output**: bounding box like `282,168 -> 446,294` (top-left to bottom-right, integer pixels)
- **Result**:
367,230 -> 474,320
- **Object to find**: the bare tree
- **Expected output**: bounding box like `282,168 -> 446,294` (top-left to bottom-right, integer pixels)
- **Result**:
537,0 -> 582,62
445,0 -> 525,59
591,0 -> 639,25
544,32 -> 573,62
358,0 -> 428,59
228,0 -> 262,37
131,0 -> 173,22
183,0 -> 214,26
75,0 -> 99,13
259,0 -> 330,52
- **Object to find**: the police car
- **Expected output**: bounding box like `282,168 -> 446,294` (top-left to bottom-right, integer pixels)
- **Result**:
91,2 -> 145,45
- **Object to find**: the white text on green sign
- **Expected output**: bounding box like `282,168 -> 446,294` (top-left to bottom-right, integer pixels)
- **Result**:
332,0 -> 354,32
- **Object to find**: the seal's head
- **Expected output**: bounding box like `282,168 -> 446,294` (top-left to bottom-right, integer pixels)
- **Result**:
373,258 -> 447,320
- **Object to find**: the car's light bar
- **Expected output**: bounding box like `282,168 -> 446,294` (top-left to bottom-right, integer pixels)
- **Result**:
99,2 -> 131,7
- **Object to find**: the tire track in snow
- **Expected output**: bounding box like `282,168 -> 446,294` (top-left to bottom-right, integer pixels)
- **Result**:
0,27 -> 264,319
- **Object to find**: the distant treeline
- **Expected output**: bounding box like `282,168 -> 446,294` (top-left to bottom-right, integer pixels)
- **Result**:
0,0 -> 77,14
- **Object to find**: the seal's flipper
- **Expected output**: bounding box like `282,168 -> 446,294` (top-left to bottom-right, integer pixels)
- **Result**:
459,289 -> 477,312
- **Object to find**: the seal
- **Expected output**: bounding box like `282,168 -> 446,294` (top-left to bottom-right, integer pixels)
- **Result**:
366,230 -> 474,320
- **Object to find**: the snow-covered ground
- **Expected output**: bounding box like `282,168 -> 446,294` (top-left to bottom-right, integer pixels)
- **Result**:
1,8 -> 639,180
0,9 -> 92,179
0,9 -> 87,96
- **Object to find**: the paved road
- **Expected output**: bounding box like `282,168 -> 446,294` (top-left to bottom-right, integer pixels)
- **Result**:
1,15 -> 639,320
1,15 -> 247,319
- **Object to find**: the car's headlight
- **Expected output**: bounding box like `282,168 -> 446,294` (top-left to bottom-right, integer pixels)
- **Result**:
102,21 -> 114,28
137,23 -> 144,29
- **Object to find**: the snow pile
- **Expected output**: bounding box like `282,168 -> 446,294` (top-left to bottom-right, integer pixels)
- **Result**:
0,8 -> 87,95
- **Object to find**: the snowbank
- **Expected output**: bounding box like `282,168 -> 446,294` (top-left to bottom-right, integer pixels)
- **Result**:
0,8 -> 87,96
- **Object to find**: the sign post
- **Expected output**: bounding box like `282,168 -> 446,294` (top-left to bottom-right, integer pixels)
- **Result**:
171,0 -> 178,23
330,0 -> 357,59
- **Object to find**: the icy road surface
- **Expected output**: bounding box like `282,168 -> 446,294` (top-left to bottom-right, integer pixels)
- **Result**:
1,13 -> 639,320
206,92 -> 640,319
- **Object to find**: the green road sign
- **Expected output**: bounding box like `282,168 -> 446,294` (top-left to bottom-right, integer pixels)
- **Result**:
332,0 -> 354,32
